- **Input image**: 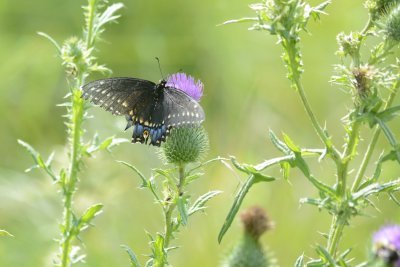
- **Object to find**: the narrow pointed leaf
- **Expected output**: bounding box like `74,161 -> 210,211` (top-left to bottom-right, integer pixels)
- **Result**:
37,31 -> 61,53
177,197 -> 188,226
121,245 -> 142,267
294,254 -> 304,267
0,230 -> 13,237
188,190 -> 222,216
118,160 -> 148,188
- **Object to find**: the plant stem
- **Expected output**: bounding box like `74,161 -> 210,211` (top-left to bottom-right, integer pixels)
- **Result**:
164,164 -> 186,248
283,38 -> 341,163
352,84 -> 399,191
61,85 -> 85,267
327,215 -> 345,256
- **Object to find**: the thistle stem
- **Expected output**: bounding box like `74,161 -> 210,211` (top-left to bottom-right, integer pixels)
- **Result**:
164,164 -> 186,248
327,215 -> 345,256
352,84 -> 399,191
283,38 -> 341,164
60,84 -> 85,267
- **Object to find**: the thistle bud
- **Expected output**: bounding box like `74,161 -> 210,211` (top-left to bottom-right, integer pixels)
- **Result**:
385,4 -> 400,42
221,206 -> 276,267
160,126 -> 209,165
366,0 -> 400,20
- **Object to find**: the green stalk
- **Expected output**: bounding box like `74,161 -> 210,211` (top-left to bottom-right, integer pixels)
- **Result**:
164,164 -> 186,248
327,215 -> 345,255
61,82 -> 85,267
283,38 -> 341,163
352,85 -> 399,191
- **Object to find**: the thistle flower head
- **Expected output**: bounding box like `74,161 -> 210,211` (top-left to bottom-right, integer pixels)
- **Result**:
166,72 -> 204,101
366,0 -> 400,19
373,224 -> 400,266
385,4 -> 400,42
240,206 -> 272,240
160,126 -> 209,165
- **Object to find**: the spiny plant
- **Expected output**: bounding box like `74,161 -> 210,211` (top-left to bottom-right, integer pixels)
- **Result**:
18,0 -> 124,266
219,0 -> 400,265
118,73 -> 223,267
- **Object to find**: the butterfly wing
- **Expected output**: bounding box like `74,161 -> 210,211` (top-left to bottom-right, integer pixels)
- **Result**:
81,78 -> 205,147
162,87 -> 205,127
81,77 -> 156,116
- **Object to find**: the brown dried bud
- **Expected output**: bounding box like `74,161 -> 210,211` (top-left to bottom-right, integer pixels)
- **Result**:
240,206 -> 272,240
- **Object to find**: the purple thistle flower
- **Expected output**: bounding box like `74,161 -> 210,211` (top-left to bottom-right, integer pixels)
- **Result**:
373,224 -> 400,266
166,73 -> 204,101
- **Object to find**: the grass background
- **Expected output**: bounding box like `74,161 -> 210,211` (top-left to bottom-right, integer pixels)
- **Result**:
1,0 -> 400,266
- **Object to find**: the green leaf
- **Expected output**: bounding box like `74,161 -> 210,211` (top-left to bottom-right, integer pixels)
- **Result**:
188,190 -> 222,216
72,203 -> 103,235
218,174 -> 274,243
0,230 -> 13,237
255,155 -> 294,171
283,133 -> 301,152
177,197 -> 188,226
315,245 -> 336,266
269,130 -> 291,154
376,105 -> 400,122
294,254 -> 304,267
118,161 -> 148,188
18,139 -> 57,181
152,234 -> 167,266
376,118 -> 400,162
184,173 -> 203,185
37,31 -> 61,53
121,245 -> 141,267
220,17 -> 259,26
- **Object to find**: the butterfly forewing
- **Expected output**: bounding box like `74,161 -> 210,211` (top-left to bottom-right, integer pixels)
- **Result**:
81,78 -> 156,116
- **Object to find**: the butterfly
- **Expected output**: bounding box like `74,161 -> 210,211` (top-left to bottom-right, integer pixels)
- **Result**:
81,77 -> 205,146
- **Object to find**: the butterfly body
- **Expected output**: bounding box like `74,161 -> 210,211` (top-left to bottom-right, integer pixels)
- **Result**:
81,77 -> 205,146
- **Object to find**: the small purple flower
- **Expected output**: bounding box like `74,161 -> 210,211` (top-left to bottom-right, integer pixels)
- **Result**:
166,73 -> 204,101
373,224 -> 400,266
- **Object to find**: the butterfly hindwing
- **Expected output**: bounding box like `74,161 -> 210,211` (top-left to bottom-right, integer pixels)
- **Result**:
162,87 -> 205,127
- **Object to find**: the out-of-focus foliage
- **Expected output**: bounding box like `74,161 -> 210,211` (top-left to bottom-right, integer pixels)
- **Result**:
1,1 -> 399,267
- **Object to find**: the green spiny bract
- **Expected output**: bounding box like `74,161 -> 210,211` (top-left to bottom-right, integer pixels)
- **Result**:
160,126 -> 209,165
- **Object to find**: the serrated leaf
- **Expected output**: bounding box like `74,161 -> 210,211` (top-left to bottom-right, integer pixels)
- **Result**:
294,254 -> 304,267
177,197 -> 188,226
188,190 -> 222,216
121,245 -> 141,267
118,161 -> 148,188
0,230 -> 13,237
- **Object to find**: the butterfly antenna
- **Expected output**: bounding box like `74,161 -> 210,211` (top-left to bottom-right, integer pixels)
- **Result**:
155,57 -> 165,80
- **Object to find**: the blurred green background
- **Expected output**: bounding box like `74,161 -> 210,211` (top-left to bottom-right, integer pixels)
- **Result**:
1,0 -> 400,266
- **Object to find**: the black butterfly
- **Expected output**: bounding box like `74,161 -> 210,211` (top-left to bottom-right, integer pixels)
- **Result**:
81,77 -> 205,146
